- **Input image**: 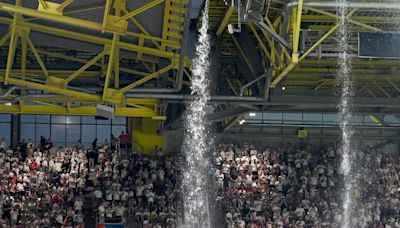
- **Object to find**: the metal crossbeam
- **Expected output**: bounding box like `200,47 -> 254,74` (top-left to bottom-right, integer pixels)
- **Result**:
116,0 -> 165,23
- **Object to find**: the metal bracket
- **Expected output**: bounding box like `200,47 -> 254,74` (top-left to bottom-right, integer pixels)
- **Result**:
37,1 -> 63,15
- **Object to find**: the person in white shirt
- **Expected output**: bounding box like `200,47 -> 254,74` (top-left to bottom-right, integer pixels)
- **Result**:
74,198 -> 83,212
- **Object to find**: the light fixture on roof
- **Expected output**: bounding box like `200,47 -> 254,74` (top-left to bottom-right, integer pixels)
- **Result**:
5,102 -> 11,106
282,86 -> 286,91
239,119 -> 246,125
249,112 -> 256,117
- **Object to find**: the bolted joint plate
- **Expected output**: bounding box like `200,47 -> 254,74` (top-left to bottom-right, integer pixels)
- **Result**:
104,15 -> 128,35
38,1 -> 64,15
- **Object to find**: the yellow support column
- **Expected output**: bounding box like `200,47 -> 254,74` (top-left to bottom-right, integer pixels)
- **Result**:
132,118 -> 166,154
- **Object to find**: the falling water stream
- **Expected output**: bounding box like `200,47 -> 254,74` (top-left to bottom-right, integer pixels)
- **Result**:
181,0 -> 212,227
336,0 -> 355,227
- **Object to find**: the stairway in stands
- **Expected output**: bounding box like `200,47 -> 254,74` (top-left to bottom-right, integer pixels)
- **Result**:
83,194 -> 96,227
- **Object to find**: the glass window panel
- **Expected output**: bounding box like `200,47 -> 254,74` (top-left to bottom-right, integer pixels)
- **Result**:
303,113 -> 323,124
20,124 -> 35,142
0,123 -> 11,145
97,125 -> 111,144
21,115 -> 35,123
36,115 -> 50,123
384,115 -> 400,125
323,114 -> 339,124
51,115 -> 66,124
82,116 -> 96,124
350,115 -> 363,125
112,125 -> 126,138
51,124 -> 66,145
35,124 -> 50,145
82,125 -> 96,144
112,117 -> 126,125
262,112 -> 282,123
66,125 -> 80,145
66,116 -> 81,124
0,114 -> 11,122
283,113 -> 302,124
245,112 -> 262,120
97,118 -> 111,125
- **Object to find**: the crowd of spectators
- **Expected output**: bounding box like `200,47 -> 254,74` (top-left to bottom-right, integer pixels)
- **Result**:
87,147 -> 180,227
0,137 -> 87,227
214,142 -> 400,228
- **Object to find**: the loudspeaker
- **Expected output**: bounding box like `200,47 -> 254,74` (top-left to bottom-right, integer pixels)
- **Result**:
96,104 -> 114,119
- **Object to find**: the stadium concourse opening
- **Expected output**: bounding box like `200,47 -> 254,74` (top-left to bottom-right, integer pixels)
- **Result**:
1,0 -> 400,227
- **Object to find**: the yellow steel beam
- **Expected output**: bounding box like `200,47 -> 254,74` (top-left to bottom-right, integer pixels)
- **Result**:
369,115 -> 386,126
24,34 -> 49,77
102,0 -> 112,32
57,0 -> 74,11
21,35 -> 27,81
116,0 -> 165,23
62,48 -> 109,85
39,0 -> 49,9
304,6 -> 382,32
0,104 -> 158,117
0,31 -> 10,48
0,3 -> 102,31
387,79 -> 400,94
37,50 -> 149,76
292,0 -> 303,61
4,14 -> 18,85
0,15 -> 175,58
374,81 -> 392,98
216,6 -> 234,36
124,10 -> 161,49
17,97 -> 158,105
114,63 -> 177,95
248,23 -> 276,69
271,7 -> 360,87
103,33 -> 118,100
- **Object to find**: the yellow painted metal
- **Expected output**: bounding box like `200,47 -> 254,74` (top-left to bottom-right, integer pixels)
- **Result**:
4,14 -> 17,85
39,0 -> 49,10
102,0 -> 112,32
265,18 -> 290,61
0,3 -> 101,30
292,0 -> 303,60
0,16 -> 176,59
374,81 -> 392,98
114,63 -> 177,95
0,104 -> 158,117
24,34 -> 49,77
37,50 -> 149,76
369,115 -> 386,126
216,6 -> 234,36
116,0 -> 165,23
123,10 -> 161,49
161,0 -> 186,51
387,79 -> 400,93
38,1 -> 63,15
57,0 -> 74,11
0,31 -> 10,48
249,23 -> 276,69
103,34 -> 118,100
21,35 -> 27,81
62,48 -> 109,85
303,6 -> 382,32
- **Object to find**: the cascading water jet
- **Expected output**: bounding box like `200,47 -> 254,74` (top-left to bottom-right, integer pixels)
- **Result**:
180,0 -> 212,227
336,0 -> 356,227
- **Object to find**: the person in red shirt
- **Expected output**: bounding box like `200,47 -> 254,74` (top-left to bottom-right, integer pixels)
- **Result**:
29,160 -> 38,171
119,131 -> 127,150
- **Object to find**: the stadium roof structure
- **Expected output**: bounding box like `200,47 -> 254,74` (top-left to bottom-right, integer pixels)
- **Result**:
1,0 -> 400,131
